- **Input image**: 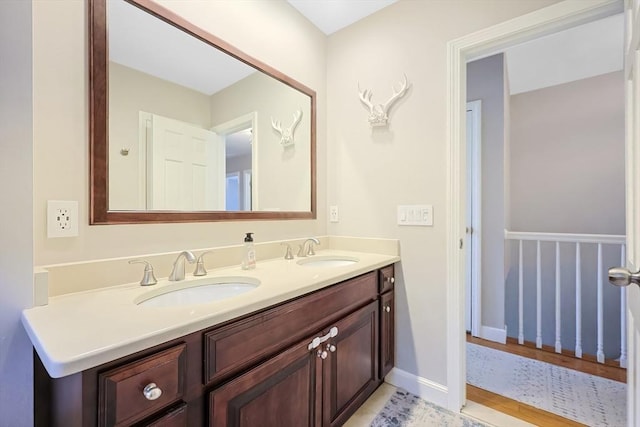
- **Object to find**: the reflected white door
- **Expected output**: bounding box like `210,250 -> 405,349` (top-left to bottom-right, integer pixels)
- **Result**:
147,114 -> 225,210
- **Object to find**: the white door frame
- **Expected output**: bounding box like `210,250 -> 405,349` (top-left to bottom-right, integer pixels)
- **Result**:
445,0 -> 624,412
465,100 -> 482,337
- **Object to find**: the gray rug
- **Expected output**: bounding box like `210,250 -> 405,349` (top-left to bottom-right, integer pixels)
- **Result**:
467,342 -> 626,426
370,389 -> 490,427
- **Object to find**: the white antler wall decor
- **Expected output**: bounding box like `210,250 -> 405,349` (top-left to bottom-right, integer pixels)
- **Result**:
358,74 -> 410,127
271,109 -> 302,147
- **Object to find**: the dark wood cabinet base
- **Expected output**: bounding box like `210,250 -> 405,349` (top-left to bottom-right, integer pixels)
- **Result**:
34,266 -> 395,427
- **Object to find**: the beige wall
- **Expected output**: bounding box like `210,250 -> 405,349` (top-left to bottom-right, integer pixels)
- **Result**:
1,1 -> 34,424
506,71 -> 625,355
467,54 -> 506,332
326,0 -> 559,386
109,62 -> 213,210
510,71 -> 625,235
210,72 -> 312,211
33,0 -> 327,266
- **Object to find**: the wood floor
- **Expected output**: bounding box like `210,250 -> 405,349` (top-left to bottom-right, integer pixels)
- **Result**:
466,335 -> 626,426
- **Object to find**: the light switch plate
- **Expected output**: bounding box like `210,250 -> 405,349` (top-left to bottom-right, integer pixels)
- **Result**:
47,200 -> 79,238
397,204 -> 433,226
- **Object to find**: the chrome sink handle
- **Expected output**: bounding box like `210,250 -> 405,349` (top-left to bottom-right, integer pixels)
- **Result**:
128,260 -> 158,286
169,250 -> 196,281
281,243 -> 294,260
193,251 -> 212,276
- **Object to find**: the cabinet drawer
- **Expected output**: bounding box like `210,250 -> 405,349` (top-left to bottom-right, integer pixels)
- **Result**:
204,271 -> 377,385
143,403 -> 187,427
98,344 -> 186,427
379,265 -> 395,294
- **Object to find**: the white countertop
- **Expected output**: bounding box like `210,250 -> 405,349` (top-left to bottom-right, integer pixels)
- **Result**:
22,249 -> 399,378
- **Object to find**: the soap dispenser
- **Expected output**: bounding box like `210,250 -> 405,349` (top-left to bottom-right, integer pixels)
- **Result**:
241,232 -> 256,270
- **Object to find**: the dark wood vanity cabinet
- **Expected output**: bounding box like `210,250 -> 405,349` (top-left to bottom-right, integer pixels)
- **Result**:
378,265 -> 395,378
34,265 -> 396,427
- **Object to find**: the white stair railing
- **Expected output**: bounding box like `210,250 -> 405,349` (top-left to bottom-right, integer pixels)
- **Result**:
505,230 -> 626,365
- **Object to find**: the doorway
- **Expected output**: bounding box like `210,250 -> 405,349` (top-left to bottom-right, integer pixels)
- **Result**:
212,112 -> 258,211
445,0 -> 626,419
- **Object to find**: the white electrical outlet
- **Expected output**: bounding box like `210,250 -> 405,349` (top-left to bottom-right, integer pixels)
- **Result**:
329,205 -> 339,223
47,200 -> 79,238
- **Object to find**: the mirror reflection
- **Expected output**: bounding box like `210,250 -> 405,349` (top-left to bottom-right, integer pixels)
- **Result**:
106,0 -> 312,212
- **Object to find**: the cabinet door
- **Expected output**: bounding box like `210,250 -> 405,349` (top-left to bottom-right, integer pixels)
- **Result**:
380,291 -> 394,379
322,301 -> 379,426
209,338 -> 322,427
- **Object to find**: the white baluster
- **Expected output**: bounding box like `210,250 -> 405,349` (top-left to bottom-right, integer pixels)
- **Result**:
518,240 -> 524,345
575,243 -> 582,359
536,240 -> 542,349
620,244 -> 628,368
555,241 -> 562,353
597,243 -> 605,364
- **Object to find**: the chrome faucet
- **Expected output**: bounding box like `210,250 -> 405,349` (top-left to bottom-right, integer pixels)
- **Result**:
297,238 -> 320,257
169,250 -> 196,281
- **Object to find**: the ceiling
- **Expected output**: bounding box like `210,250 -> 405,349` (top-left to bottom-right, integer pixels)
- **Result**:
111,0 -> 623,99
504,12 -> 624,95
287,1 -> 623,95
287,0 -> 398,35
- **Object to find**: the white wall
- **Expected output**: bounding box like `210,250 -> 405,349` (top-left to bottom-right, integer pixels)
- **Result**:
326,0 -> 560,388
467,54 -> 506,332
0,1 -> 34,425
33,0 -> 327,266
506,71 -> 625,356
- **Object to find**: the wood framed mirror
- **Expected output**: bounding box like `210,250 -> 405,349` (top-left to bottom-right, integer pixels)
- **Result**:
89,0 -> 316,224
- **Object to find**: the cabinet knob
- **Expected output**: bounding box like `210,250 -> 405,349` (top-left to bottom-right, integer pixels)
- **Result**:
386,276 -> 395,284
318,350 -> 328,359
327,344 -> 336,353
143,383 -> 162,401
385,305 -> 391,313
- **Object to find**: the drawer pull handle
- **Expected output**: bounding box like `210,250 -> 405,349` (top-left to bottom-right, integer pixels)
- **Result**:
308,326 -> 339,350
143,383 -> 163,401
385,305 -> 391,313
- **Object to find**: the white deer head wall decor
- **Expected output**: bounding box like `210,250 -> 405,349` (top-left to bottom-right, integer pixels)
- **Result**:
271,109 -> 303,147
358,74 -> 410,127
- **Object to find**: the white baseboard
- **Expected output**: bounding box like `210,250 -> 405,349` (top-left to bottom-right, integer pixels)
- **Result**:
384,367 -> 448,408
479,325 -> 507,344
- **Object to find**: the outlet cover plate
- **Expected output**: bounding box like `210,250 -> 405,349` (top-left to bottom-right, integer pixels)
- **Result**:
329,205 -> 339,223
47,200 -> 79,238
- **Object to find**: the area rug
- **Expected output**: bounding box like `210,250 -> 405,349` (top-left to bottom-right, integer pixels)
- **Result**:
466,342 -> 626,426
370,388 -> 490,427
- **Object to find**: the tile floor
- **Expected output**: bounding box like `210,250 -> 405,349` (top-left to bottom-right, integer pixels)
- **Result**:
344,383 -> 535,427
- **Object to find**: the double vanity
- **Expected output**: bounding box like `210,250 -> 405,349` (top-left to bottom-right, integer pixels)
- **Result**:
23,238 -> 399,426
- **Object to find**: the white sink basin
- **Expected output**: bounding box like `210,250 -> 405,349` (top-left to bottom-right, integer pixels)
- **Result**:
135,276 -> 260,307
296,255 -> 359,268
